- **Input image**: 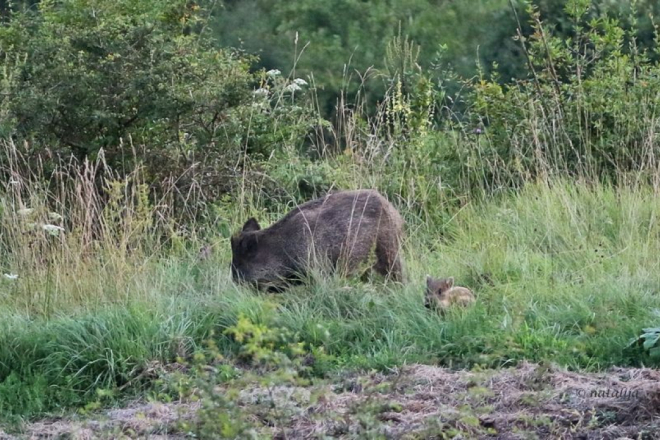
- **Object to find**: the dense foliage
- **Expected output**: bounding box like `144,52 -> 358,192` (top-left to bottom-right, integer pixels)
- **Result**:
460,0 -> 660,189
214,0 -> 660,117
2,0 -> 660,209
0,0 -> 317,203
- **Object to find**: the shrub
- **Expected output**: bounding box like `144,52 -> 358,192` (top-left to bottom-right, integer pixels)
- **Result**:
456,0 -> 660,191
0,0 -> 319,210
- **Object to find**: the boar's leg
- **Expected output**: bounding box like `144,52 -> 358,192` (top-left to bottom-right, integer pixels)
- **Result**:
373,233 -> 404,283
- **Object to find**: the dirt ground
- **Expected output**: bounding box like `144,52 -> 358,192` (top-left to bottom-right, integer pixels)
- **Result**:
2,361 -> 660,439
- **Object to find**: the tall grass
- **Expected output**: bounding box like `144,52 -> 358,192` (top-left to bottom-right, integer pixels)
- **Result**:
0,151 -> 658,420
0,140 -> 220,315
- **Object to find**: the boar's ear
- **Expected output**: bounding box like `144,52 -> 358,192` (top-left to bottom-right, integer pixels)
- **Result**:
242,217 -> 261,232
426,275 -> 433,287
446,277 -> 454,288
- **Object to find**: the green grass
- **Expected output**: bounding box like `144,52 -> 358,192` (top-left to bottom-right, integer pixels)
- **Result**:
0,179 -> 658,421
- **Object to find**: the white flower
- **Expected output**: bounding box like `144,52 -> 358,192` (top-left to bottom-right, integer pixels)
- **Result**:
253,88 -> 269,97
42,224 -> 65,235
293,78 -> 308,86
17,208 -> 34,216
43,224 -> 64,231
266,69 -> 281,77
284,83 -> 302,93
3,273 -> 18,280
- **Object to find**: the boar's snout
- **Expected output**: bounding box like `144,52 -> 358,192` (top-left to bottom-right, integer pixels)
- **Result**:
230,262 -> 250,285
230,259 -> 263,288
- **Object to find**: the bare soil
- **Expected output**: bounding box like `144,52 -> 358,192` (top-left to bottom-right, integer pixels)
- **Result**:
2,361 -> 660,439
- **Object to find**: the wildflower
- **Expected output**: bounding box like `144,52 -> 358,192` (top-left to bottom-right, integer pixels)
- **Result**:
3,273 -> 18,280
266,69 -> 281,77
284,83 -> 302,93
17,208 -> 34,216
293,78 -> 308,86
253,88 -> 269,97
43,224 -> 64,232
43,224 -> 65,236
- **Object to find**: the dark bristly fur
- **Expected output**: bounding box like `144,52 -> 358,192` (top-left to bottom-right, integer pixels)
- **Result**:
230,189 -> 405,291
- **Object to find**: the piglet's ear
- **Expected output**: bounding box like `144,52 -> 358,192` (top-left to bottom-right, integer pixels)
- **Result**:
446,277 -> 454,288
426,275 -> 433,287
242,217 -> 261,232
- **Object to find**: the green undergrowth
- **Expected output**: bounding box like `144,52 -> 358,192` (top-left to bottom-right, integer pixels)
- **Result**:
0,179 -> 659,422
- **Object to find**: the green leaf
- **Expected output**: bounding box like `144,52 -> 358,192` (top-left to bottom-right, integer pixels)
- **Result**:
642,335 -> 660,351
642,327 -> 660,333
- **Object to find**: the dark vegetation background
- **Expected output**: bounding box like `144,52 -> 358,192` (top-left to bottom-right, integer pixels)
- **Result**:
2,0 -> 659,215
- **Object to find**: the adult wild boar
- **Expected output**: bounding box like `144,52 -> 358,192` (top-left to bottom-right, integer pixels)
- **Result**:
230,189 -> 404,290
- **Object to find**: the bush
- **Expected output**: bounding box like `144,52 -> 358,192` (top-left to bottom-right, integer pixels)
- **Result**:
0,0 -> 319,208
457,0 -> 660,191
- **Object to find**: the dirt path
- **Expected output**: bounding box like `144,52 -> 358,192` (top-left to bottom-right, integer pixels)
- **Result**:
2,361 -> 660,439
